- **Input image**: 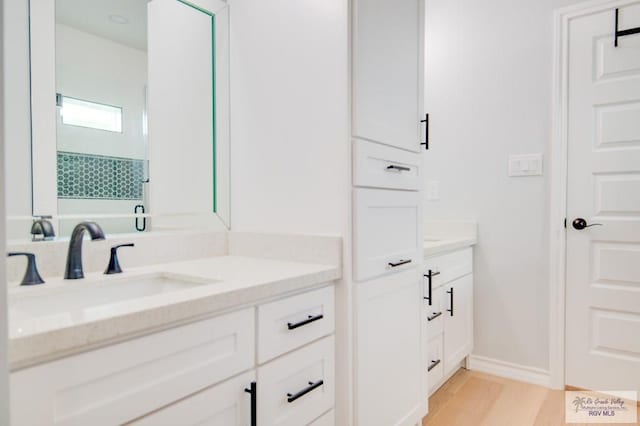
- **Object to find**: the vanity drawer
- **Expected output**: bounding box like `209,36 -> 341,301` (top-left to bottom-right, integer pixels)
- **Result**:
427,334 -> 444,395
258,336 -> 335,426
258,286 -> 335,363
354,188 -> 421,281
10,309 -> 255,426
353,139 -> 421,191
425,285 -> 445,340
424,247 -> 472,287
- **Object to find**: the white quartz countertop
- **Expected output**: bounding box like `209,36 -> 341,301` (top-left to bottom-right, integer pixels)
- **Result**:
423,237 -> 477,257
8,255 -> 341,370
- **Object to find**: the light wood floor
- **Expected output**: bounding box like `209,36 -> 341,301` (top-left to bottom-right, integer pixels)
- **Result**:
422,369 -> 640,426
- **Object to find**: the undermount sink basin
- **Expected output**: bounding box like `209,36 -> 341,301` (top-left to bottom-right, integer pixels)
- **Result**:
9,272 -> 217,333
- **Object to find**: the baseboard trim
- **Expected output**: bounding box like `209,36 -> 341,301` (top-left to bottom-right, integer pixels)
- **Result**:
468,355 -> 551,388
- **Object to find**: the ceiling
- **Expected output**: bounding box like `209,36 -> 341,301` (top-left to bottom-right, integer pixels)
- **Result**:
56,0 -> 148,51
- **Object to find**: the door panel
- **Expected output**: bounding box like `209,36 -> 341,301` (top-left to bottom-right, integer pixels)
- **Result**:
352,0 -> 423,152
566,2 -> 640,391
443,274 -> 473,375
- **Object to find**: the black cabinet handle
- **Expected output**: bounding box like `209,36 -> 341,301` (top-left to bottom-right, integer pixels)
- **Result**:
447,288 -> 454,316
388,259 -> 412,268
420,113 -> 429,150
423,269 -> 440,305
287,380 -> 323,403
386,165 -> 411,172
287,314 -> 324,330
428,359 -> 441,372
244,381 -> 257,426
427,312 -> 443,322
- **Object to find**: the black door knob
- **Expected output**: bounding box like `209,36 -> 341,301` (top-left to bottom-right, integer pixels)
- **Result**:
572,218 -> 603,230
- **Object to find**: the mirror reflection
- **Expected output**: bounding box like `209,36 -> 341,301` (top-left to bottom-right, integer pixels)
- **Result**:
54,0 -> 149,235
5,0 -> 230,241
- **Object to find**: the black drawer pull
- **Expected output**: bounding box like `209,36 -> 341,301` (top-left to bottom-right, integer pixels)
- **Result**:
386,165 -> 411,172
244,381 -> 257,426
287,380 -> 324,403
428,359 -> 441,372
287,314 -> 324,330
388,259 -> 412,268
423,269 -> 440,305
420,113 -> 430,150
447,288 -> 454,316
427,312 -> 442,322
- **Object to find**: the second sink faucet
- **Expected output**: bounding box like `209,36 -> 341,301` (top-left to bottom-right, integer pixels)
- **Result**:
64,221 -> 105,280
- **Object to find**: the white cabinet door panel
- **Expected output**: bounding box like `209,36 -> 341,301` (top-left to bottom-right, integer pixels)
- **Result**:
130,371 -> 255,426
355,270 -> 425,426
443,275 -> 473,375
353,0 -> 424,152
354,188 -> 421,281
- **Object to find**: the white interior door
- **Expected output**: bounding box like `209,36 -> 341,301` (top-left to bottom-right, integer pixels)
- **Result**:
565,2 -> 640,391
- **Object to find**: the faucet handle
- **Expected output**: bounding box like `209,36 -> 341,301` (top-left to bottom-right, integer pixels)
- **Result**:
105,243 -> 135,275
7,252 -> 45,285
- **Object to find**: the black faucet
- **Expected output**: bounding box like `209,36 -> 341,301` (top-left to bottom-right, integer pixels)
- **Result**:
64,221 -> 105,280
30,217 -> 56,241
7,252 -> 45,285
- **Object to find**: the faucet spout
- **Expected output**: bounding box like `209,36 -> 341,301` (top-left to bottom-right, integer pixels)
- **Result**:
64,221 -> 105,280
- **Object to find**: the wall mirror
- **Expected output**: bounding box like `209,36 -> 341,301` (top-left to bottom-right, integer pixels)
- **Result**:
5,0 -> 230,240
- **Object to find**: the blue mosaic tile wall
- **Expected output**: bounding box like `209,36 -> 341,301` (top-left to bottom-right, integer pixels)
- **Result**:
57,151 -> 145,200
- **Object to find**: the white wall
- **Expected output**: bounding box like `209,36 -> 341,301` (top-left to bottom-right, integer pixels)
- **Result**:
3,0 -> 32,239
228,0 -> 351,422
423,0 -> 589,371
0,0 -> 11,419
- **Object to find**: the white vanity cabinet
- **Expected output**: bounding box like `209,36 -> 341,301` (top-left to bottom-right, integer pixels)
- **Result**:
10,285 -> 336,426
423,248 -> 474,396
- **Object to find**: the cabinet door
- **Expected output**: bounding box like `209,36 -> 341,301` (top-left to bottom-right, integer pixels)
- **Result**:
443,274 -> 473,374
356,269 -> 426,426
353,188 -> 421,281
353,0 -> 424,152
130,371 -> 255,426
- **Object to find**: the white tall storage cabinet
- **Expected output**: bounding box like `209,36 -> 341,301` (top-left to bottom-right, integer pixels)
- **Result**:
352,0 -> 426,425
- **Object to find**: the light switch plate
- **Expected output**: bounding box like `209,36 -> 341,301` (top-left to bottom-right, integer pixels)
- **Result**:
509,154 -> 543,177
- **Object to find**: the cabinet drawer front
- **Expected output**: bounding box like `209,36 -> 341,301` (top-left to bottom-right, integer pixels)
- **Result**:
258,286 -> 335,363
353,140 -> 422,191
426,285 -> 445,340
309,410 -> 334,426
354,188 -> 422,281
11,309 -> 255,426
258,336 -> 335,426
129,371 -> 255,426
427,334 -> 444,394
424,247 -> 472,287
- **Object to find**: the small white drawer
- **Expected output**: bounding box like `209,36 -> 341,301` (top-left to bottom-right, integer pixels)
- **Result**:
427,334 -> 444,394
11,309 -> 255,426
354,188 -> 421,281
353,139 -> 422,191
309,410 -> 334,426
258,286 -> 335,363
425,285 -> 444,340
258,336 -> 335,426
424,247 -> 472,287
